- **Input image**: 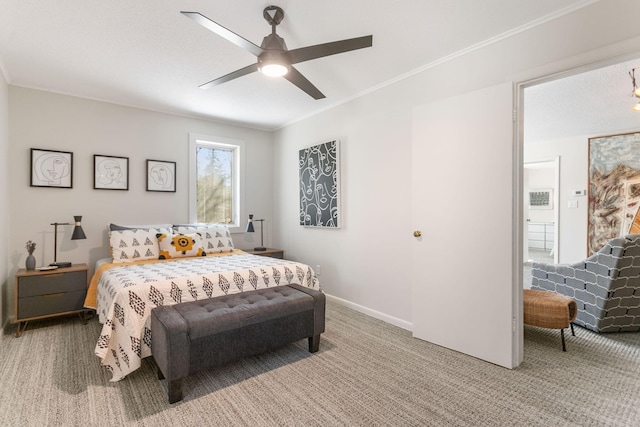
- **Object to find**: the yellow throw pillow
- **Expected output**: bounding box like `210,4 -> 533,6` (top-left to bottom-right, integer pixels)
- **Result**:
156,232 -> 206,259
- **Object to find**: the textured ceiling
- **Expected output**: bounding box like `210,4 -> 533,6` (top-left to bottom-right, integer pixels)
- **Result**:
0,0 -> 612,131
525,58 -> 640,143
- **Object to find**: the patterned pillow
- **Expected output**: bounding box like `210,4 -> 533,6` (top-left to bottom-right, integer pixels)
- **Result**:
173,224 -> 235,253
109,228 -> 169,263
157,232 -> 206,259
109,223 -> 173,231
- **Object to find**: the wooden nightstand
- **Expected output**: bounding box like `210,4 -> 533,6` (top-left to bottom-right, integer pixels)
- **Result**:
14,263 -> 89,337
246,248 -> 284,259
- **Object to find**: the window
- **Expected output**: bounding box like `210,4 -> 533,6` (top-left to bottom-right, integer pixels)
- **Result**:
189,133 -> 244,230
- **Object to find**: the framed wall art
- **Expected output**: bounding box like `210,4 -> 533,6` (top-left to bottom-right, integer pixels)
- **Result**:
94,154 -> 129,190
146,159 -> 176,192
588,131 -> 640,255
30,148 -> 73,188
299,140 -> 340,228
528,189 -> 552,209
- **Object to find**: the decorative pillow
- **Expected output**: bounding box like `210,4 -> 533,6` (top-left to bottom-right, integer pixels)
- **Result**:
157,232 -> 206,259
109,228 -> 169,263
109,223 -> 173,232
173,224 -> 235,253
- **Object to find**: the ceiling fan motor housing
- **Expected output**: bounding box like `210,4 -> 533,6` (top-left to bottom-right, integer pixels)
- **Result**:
258,33 -> 291,74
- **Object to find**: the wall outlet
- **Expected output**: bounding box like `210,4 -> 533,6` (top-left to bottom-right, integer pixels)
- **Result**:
568,200 -> 578,208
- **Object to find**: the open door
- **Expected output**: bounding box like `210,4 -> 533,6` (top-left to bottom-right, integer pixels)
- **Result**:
411,82 -> 520,368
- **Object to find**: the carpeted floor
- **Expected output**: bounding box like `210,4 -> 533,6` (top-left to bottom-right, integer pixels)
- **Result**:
1,301 -> 639,426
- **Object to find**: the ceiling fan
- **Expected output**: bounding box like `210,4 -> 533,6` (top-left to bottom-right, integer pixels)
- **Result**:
181,5 -> 373,100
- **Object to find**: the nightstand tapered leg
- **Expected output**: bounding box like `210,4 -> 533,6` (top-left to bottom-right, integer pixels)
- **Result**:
15,321 -> 28,338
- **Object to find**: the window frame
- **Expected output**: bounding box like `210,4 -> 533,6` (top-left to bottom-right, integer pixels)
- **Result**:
188,133 -> 245,232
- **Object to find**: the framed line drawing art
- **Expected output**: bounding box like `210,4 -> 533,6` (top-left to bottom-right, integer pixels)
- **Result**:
30,148 -> 73,188
146,159 -> 176,192
299,139 -> 340,228
94,155 -> 129,190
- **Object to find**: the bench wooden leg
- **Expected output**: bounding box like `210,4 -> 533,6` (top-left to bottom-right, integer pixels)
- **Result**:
308,334 -> 320,353
570,322 -> 575,336
167,379 -> 183,404
561,328 -> 566,352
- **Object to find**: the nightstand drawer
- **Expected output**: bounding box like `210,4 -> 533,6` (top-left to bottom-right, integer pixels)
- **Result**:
18,271 -> 86,297
17,289 -> 87,319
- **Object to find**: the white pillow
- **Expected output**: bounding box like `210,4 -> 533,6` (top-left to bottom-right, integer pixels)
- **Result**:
109,227 -> 170,263
173,224 -> 235,253
157,232 -> 206,259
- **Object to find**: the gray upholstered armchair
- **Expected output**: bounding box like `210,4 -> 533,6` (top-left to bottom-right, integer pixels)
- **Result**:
530,234 -> 640,333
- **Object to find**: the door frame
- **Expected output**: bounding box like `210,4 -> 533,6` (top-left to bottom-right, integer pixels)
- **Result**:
514,49 -> 640,364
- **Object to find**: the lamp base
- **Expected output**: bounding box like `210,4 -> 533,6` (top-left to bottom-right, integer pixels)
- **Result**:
253,247 -> 267,251
50,261 -> 72,268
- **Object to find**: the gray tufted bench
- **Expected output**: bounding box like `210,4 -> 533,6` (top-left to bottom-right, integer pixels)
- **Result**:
151,284 -> 325,403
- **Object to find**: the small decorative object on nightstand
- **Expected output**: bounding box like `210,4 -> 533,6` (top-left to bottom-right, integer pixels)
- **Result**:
25,240 -> 36,270
14,263 -> 89,337
246,248 -> 284,259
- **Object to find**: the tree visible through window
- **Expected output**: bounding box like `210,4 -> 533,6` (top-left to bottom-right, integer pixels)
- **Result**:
196,144 -> 234,224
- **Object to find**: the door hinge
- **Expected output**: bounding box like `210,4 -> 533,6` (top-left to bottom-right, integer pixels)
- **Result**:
512,108 -> 517,122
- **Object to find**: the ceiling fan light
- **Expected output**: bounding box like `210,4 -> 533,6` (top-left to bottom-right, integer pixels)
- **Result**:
632,101 -> 640,111
634,87 -> 640,97
259,61 -> 289,77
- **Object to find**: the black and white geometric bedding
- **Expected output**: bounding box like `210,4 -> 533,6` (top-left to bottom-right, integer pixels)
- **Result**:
91,253 -> 319,381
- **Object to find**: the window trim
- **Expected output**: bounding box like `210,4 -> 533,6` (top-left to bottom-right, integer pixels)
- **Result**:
188,133 -> 245,232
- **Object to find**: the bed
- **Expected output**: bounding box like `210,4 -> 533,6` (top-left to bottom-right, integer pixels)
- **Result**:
84,223 -> 320,381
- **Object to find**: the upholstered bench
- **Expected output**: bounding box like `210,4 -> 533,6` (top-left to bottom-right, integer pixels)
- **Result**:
151,284 -> 325,403
523,289 -> 577,351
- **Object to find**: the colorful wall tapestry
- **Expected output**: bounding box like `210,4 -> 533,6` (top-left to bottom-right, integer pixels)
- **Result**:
588,131 -> 640,255
299,140 -> 340,228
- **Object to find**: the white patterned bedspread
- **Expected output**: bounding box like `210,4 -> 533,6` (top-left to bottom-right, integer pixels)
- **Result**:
90,253 -> 319,381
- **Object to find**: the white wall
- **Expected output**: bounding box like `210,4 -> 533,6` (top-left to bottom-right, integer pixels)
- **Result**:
6,86 -> 273,324
272,1 -> 640,328
0,68 -> 9,331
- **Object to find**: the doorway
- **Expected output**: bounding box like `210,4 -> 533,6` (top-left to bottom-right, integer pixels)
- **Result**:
524,160 -> 559,265
521,56 -> 640,268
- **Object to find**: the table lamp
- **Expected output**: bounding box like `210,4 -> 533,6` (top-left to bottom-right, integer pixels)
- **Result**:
50,215 -> 86,268
245,214 -> 266,251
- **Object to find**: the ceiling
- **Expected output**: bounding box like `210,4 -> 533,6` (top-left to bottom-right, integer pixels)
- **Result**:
525,58 -> 640,142
2,0 -> 634,134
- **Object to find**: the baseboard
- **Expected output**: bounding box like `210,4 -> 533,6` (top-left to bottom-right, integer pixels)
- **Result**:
324,293 -> 413,332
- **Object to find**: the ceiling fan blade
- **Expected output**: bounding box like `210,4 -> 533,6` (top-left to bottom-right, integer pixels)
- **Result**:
199,63 -> 260,90
283,67 -> 326,100
288,35 -> 373,64
181,11 -> 264,57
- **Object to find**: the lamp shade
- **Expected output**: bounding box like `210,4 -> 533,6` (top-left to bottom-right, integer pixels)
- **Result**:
246,214 -> 255,233
71,215 -> 86,240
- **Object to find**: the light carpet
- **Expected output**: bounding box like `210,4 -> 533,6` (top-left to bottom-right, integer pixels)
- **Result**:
1,301 -> 639,426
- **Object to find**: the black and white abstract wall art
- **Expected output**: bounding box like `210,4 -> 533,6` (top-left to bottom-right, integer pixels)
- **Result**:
299,140 -> 340,228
